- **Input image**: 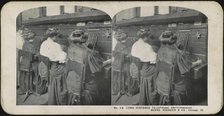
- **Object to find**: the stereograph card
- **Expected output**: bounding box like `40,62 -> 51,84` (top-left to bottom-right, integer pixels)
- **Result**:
1,1 -> 223,115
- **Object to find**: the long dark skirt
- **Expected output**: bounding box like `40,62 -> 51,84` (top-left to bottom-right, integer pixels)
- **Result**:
48,63 -> 68,105
32,61 -> 39,86
112,70 -> 127,94
66,70 -> 82,105
66,70 -> 98,105
127,78 -> 139,96
172,79 -> 187,105
67,81 -> 98,105
139,64 -> 158,105
19,71 -> 29,92
83,79 -> 98,105
112,70 -> 121,94
18,63 -> 38,92
156,72 -> 187,105
157,85 -> 187,105
139,77 -> 158,105
156,72 -> 171,105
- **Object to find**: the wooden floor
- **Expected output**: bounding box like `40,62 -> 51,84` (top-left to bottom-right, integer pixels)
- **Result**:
112,77 -> 208,105
16,88 -> 48,105
111,92 -> 207,105
112,94 -> 140,105
17,75 -> 207,105
17,86 -> 207,105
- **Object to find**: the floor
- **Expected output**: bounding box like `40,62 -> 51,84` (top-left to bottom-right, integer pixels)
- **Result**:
17,76 -> 207,105
16,88 -> 48,105
17,91 -> 207,105
112,93 -> 140,105
111,92 -> 207,105
111,77 -> 208,105
16,77 -> 111,105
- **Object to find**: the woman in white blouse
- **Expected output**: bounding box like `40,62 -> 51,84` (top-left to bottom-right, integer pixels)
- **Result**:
131,28 -> 158,105
40,27 -> 68,105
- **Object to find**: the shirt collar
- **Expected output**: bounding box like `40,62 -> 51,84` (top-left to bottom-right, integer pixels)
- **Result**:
138,38 -> 144,43
47,37 -> 54,42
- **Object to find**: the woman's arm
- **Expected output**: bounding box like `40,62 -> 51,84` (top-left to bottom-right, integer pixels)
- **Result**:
103,58 -> 112,67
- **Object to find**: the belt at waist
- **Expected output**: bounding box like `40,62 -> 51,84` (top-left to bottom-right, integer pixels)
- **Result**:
50,61 -> 65,65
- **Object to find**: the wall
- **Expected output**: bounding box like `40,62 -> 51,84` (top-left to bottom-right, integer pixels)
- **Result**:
115,8 -> 139,22
115,6 -> 171,22
20,6 -> 97,22
26,24 -> 112,60
21,8 -> 40,21
46,6 -> 61,16
19,6 -> 112,59
118,23 -> 208,63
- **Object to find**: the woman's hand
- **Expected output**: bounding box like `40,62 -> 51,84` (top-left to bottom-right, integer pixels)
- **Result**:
194,57 -> 202,65
103,59 -> 112,67
192,57 -> 202,68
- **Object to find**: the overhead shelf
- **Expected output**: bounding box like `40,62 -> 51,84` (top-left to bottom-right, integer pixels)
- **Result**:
115,10 -> 207,27
22,10 -> 111,26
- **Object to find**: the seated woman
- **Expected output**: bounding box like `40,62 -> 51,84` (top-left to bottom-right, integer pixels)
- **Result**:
155,31 -> 202,105
66,29 -> 104,105
19,28 -> 37,93
131,28 -> 158,105
40,27 -> 68,105
112,29 -> 132,97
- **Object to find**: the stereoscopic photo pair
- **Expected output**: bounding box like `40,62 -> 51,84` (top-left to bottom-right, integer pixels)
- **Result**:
15,5 -> 208,106
1,1 -> 223,115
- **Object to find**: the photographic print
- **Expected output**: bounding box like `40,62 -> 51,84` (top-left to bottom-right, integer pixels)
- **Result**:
16,5 -> 112,105
111,6 -> 208,106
